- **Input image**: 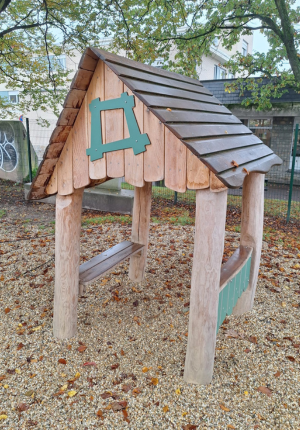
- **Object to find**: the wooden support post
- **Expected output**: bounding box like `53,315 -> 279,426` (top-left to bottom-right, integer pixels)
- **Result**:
53,188 -> 84,339
184,188 -> 227,385
232,173 -> 264,316
129,182 -> 152,282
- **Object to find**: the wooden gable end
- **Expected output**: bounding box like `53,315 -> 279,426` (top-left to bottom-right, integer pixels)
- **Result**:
41,56 -> 213,198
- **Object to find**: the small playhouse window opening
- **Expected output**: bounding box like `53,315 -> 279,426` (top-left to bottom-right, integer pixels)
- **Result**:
28,47 -> 282,385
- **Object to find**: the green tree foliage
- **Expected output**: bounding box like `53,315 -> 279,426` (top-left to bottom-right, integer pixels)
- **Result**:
1,0 -> 299,116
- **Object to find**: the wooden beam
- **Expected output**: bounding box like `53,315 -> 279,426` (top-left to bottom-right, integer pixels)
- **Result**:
129,182 -> 152,282
184,188 -> 227,385
53,188 -> 84,339
232,173 -> 264,315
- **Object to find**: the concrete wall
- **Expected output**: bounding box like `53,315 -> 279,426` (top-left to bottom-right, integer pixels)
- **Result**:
0,121 -> 38,182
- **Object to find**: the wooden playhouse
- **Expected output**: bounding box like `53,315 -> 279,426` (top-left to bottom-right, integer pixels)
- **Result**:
29,48 -> 282,385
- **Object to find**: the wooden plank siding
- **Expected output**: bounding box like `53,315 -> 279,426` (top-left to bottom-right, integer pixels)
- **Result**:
105,66 -> 125,178
87,60 -> 107,180
165,127 -> 187,193
124,86 -> 144,187
143,105 -> 165,182
72,96 -> 90,189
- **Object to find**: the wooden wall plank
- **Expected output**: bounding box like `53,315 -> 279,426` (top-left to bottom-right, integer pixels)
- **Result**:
45,163 -> 58,195
87,60 -> 107,180
210,171 -> 228,193
124,86 -> 144,187
73,96 -> 90,189
105,66 -> 124,178
57,130 -> 74,196
144,106 -> 164,182
165,127 -> 187,192
187,150 -> 209,190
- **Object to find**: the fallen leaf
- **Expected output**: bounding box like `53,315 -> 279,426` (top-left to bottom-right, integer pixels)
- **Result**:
166,108 -> 172,111
83,362 -> 97,367
286,356 -> 295,362
96,410 -> 104,419
101,391 -> 113,399
182,412 -> 187,417
243,167 -> 250,175
231,160 -> 239,167
249,336 -> 257,344
257,386 -> 272,397
175,388 -> 181,394
4,308 -> 10,314
120,349 -> 125,356
0,415 -> 7,420
132,387 -> 141,396
142,367 -> 150,373
220,404 -> 230,412
111,401 -> 127,411
17,403 -> 29,412
163,405 -> 169,413
274,371 -> 281,378
58,359 -> 67,365
225,329 -> 242,339
77,345 -> 87,353
151,378 -> 159,386
182,425 -> 198,430
67,390 -> 77,397
122,384 -> 132,392
60,384 -> 68,391
111,363 -> 119,370
227,425 -> 235,429
31,326 -> 42,331
25,390 -> 35,397
15,368 -> 21,374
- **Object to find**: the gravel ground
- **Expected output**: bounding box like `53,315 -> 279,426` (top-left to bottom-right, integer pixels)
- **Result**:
0,187 -> 300,429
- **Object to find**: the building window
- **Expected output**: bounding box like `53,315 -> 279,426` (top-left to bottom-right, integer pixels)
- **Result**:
227,72 -> 235,79
48,55 -> 66,71
242,40 -> 248,56
249,118 -> 272,147
214,65 -> 226,79
152,58 -> 164,68
9,92 -> 19,104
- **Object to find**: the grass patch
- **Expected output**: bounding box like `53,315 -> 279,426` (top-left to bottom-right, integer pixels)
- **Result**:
0,209 -> 6,218
82,215 -> 131,226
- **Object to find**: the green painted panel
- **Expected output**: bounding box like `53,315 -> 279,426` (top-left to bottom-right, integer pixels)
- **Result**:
86,92 -> 151,162
217,255 -> 251,332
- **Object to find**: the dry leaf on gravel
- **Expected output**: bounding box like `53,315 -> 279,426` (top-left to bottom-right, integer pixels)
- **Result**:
220,404 -> 230,412
58,358 -> 67,365
182,425 -> 198,430
77,345 -> 87,353
163,405 -> 169,413
111,401 -> 127,411
257,386 -> 272,396
96,410 -> 104,419
17,403 -> 29,412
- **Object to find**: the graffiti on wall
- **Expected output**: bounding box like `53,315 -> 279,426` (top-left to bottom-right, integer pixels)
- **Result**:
0,123 -> 18,172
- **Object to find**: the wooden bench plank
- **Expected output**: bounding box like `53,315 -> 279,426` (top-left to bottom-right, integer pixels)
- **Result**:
79,241 -> 144,285
219,245 -> 252,291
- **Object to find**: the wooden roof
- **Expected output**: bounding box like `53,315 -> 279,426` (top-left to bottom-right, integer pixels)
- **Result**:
29,47 -> 282,199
